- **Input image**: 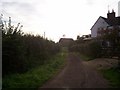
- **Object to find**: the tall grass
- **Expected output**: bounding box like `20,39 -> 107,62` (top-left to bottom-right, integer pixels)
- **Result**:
3,52 -> 67,89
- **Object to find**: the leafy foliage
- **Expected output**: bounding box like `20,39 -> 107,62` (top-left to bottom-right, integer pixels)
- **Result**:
69,37 -> 101,59
98,26 -> 120,69
70,26 -> 120,59
2,17 -> 60,76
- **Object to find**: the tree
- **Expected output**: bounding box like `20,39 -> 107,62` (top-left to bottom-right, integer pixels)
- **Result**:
97,26 -> 120,69
2,17 -> 25,75
2,16 -> 61,76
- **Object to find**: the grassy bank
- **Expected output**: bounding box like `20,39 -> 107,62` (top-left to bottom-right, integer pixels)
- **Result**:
102,68 -> 120,88
3,52 -> 67,89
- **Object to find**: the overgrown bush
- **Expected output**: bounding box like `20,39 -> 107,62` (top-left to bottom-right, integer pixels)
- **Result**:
1,17 -> 60,76
86,41 -> 101,58
69,39 -> 101,59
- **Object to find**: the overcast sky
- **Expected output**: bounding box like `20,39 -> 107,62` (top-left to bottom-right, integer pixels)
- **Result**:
1,0 -> 120,42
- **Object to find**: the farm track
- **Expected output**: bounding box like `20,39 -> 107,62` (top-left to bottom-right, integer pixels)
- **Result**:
40,53 -> 110,88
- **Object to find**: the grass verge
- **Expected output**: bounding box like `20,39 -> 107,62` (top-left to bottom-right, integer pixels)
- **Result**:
101,68 -> 120,88
3,52 -> 67,89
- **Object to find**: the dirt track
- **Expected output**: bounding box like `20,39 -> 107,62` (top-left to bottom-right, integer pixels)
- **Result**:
40,53 -> 110,88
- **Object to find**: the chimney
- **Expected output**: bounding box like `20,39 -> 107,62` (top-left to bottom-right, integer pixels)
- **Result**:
107,9 -> 115,19
107,10 -> 116,25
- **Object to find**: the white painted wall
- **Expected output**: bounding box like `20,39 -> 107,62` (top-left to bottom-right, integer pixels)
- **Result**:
91,17 -> 109,37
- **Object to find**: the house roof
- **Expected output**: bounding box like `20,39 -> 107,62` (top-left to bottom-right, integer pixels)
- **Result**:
90,16 -> 103,30
59,38 -> 74,43
101,16 -> 120,26
91,16 -> 120,30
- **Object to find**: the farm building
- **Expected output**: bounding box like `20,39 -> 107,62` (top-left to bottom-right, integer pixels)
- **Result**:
59,38 -> 74,48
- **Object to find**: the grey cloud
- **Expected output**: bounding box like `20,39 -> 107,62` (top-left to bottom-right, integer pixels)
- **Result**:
1,0 -> 38,26
1,1 -> 36,14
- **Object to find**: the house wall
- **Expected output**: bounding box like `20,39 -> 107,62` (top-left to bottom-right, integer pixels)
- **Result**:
91,17 -> 109,37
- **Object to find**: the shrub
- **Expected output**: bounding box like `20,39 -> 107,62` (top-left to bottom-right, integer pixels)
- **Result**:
69,40 -> 101,59
2,17 -> 60,76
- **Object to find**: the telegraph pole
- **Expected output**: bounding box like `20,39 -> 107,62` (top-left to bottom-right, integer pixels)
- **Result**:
44,32 -> 45,39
